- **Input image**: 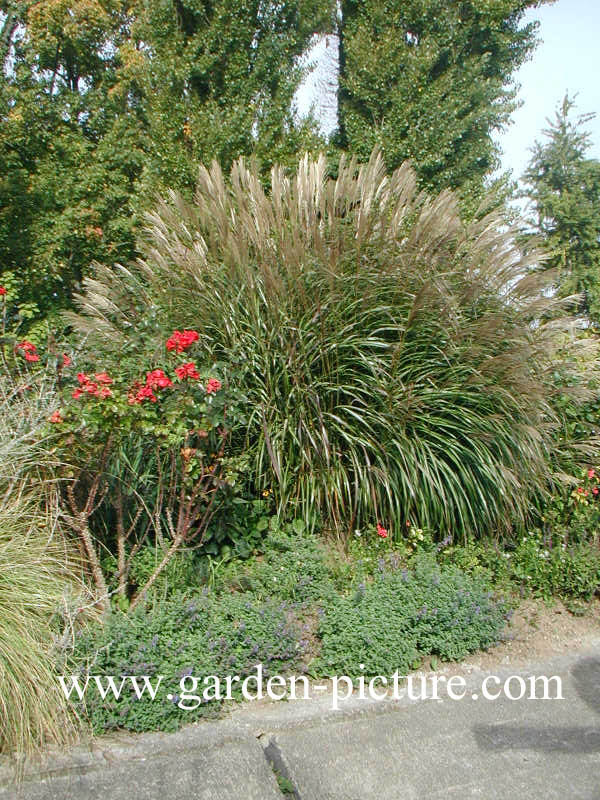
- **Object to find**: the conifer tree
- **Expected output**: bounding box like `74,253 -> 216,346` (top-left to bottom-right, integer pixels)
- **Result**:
523,95 -> 600,321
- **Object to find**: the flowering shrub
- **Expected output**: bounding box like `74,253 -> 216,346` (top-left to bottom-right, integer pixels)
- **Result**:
570,467 -> 600,509
43,330 -> 235,612
165,329 -> 199,353
16,340 -> 40,362
535,465 -> 600,548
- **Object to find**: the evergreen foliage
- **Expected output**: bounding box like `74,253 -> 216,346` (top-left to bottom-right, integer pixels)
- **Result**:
523,95 -> 600,321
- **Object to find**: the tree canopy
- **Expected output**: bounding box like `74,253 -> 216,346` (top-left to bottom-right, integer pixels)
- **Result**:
1,0 -> 558,316
336,0 -> 551,204
0,0 -> 330,314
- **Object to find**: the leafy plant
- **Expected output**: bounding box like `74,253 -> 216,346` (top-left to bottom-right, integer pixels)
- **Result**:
509,529 -> 600,602
216,524 -> 337,605
67,150 -> 595,540
315,554 -> 508,679
38,328 -> 235,612
68,591 -> 305,734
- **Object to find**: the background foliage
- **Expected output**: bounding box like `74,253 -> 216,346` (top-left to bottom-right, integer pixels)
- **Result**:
523,95 -> 600,322
2,0 -> 555,314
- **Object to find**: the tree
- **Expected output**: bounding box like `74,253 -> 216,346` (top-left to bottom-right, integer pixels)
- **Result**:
523,95 -> 600,321
0,0 -> 331,315
335,0 -> 551,204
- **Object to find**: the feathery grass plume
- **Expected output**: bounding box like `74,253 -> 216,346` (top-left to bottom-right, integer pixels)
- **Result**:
0,367 -> 85,761
66,149 -> 598,539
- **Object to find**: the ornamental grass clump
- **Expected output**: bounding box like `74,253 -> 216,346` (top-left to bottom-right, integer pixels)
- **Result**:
0,367 -> 85,759
67,149 -> 597,539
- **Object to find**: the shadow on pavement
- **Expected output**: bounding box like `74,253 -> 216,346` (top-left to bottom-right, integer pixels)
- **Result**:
473,656 -> 600,755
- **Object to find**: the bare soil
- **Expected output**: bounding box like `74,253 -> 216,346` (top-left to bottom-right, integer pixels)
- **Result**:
430,596 -> 600,672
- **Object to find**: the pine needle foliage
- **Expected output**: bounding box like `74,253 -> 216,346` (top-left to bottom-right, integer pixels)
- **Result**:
67,150 -> 593,539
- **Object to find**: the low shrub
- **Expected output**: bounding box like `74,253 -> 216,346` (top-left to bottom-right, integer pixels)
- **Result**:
315,554 -> 508,679
440,531 -> 600,603
509,530 -> 600,601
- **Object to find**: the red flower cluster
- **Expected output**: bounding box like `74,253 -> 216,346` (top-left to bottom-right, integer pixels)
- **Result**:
49,410 -> 63,424
166,330 -> 199,353
175,361 -> 200,381
62,353 -> 72,367
205,377 -> 222,394
16,341 -> 40,362
129,384 -> 158,404
146,369 -> 173,390
0,286 -> 6,296
129,369 -> 172,404
72,372 -> 113,399
376,522 -> 389,538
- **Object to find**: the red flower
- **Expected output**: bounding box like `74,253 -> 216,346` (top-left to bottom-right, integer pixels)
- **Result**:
146,369 -> 172,390
133,385 -> 158,404
166,329 -> 199,353
16,341 -> 40,362
376,523 -> 388,538
62,353 -> 72,367
175,361 -> 200,381
74,371 -> 112,398
205,377 -> 222,394
577,487 -> 585,494
588,468 -> 596,480
49,410 -> 63,424
0,286 -> 6,296
593,488 -> 599,496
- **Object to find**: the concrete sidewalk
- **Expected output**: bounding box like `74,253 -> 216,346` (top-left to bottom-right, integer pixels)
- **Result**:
2,642 -> 599,799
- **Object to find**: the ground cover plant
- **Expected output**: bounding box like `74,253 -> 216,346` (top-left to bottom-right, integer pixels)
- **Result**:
65,528 -> 511,735
67,590 -> 306,733
67,523 -> 600,739
314,553 -> 509,679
